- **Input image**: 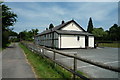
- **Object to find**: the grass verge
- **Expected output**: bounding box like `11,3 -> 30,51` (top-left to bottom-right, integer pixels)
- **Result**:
98,43 -> 120,48
19,43 -> 73,78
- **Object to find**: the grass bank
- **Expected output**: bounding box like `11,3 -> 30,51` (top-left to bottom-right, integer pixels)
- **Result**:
98,43 -> 120,48
19,43 -> 73,78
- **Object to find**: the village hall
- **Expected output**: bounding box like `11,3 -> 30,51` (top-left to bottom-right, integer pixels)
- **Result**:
35,20 -> 94,49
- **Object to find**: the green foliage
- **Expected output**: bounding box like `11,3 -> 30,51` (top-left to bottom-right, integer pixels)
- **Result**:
18,29 -> 39,41
87,17 -> 94,33
1,3 -> 17,48
109,24 -> 120,41
2,3 -> 17,29
92,27 -> 108,40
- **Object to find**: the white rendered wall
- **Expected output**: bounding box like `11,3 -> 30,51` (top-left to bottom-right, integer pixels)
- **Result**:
79,36 -> 85,48
88,36 -> 94,47
60,35 -> 85,48
61,22 -> 83,31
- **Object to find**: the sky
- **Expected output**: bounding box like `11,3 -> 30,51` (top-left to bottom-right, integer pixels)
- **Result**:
5,2 -> 118,33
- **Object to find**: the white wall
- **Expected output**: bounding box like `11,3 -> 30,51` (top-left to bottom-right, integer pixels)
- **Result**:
61,22 -> 83,31
88,36 -> 94,47
60,35 -> 85,48
79,36 -> 85,48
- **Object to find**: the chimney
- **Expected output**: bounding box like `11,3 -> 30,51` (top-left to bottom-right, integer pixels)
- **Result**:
61,20 -> 65,24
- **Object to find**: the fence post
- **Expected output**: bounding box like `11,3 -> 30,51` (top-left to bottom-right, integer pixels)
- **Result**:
42,48 -> 45,58
73,54 -> 77,80
53,51 -> 56,67
53,51 -> 55,60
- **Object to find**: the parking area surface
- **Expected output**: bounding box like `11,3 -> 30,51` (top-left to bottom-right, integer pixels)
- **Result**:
44,47 -> 119,78
58,47 -> 119,78
27,43 -> 119,78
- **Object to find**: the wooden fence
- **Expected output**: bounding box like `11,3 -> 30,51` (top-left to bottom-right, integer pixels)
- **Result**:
21,42 -> 120,80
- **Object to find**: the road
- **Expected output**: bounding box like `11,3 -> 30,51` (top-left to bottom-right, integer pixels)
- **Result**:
27,43 -> 119,78
2,43 -> 35,78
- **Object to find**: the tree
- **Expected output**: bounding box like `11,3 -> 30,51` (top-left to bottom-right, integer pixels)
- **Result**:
92,27 -> 108,41
87,17 -> 94,33
18,29 -> 39,41
109,24 -> 120,41
2,3 -> 17,30
31,29 -> 39,36
1,3 -> 17,48
49,23 -> 54,29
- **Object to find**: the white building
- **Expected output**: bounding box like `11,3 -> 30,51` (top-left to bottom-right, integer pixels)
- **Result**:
35,20 -> 94,49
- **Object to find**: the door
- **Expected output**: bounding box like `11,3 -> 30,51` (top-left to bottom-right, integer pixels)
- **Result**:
85,35 -> 88,47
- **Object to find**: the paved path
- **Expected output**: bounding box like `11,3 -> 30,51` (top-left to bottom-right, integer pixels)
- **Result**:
2,43 -> 35,78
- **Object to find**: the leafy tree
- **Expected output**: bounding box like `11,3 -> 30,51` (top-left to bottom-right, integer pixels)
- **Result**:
2,3 -> 17,30
87,17 -> 94,33
18,29 -> 39,41
31,29 -> 39,36
49,23 -> 54,29
1,3 -> 17,48
109,24 -> 120,41
92,27 -> 108,41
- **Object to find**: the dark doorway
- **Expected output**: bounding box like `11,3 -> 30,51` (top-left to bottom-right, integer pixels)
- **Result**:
85,36 -> 88,47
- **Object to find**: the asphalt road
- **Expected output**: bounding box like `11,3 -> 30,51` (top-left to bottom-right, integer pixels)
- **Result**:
2,43 -> 35,78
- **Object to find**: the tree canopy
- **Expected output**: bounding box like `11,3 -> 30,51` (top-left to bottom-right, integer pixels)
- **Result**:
1,3 -> 17,48
49,23 -> 54,29
87,17 -> 94,33
92,27 -> 108,40
18,29 -> 39,41
2,3 -> 17,30
109,24 -> 120,41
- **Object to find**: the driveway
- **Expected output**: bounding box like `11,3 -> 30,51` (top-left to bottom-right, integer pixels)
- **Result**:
2,43 -> 35,78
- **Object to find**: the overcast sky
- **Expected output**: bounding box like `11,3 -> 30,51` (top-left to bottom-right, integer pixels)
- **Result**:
5,2 -> 118,33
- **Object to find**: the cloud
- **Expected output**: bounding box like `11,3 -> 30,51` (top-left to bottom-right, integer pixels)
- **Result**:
5,2 -> 118,33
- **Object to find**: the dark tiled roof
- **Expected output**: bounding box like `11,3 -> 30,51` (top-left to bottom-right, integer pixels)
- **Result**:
36,20 -> 93,36
55,30 -> 93,36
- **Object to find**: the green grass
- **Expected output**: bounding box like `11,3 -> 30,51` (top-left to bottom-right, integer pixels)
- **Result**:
19,43 -> 73,78
98,43 -> 120,48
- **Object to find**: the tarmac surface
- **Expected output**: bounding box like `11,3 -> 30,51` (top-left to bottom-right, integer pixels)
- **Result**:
43,47 -> 119,78
2,43 -> 35,78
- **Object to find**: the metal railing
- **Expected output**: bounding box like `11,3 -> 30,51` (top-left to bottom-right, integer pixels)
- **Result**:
21,42 -> 120,80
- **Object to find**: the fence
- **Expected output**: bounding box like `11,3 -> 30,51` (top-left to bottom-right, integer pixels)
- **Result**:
21,42 -> 120,80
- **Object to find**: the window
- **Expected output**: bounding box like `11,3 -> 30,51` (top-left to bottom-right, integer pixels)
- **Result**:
77,36 -> 79,41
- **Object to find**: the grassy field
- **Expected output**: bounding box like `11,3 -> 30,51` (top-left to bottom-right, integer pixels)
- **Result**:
98,43 -> 120,48
19,43 -> 73,78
